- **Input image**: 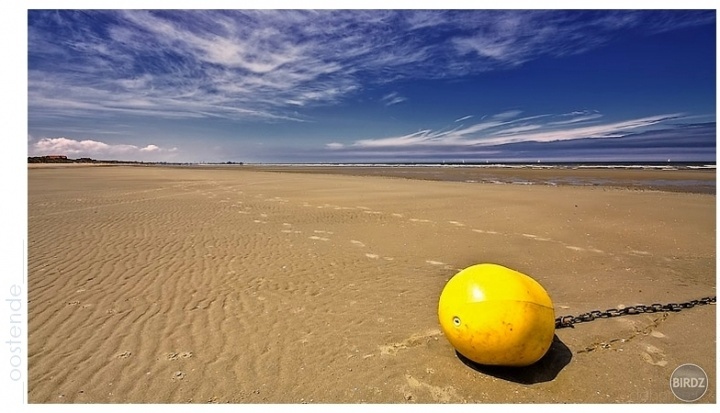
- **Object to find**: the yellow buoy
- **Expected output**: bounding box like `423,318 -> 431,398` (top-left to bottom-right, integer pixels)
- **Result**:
438,263 -> 555,367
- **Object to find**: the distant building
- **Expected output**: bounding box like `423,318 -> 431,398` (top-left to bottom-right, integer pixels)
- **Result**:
28,155 -> 71,163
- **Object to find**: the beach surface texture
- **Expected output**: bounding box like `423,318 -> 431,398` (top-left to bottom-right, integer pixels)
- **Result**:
28,165 -> 716,403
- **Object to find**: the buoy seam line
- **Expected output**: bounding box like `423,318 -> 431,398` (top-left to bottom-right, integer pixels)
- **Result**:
445,300 -> 555,309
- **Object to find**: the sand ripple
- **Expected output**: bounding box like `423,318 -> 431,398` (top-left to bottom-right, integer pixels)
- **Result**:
28,166 -> 716,403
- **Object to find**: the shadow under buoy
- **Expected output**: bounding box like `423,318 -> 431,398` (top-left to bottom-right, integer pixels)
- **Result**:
456,334 -> 572,384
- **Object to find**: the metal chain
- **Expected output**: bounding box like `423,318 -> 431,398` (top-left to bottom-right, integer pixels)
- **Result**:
555,296 -> 716,329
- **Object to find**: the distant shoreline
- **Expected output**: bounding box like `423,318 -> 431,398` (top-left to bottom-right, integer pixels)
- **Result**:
27,162 -> 132,168
27,155 -> 715,170
28,161 -> 716,194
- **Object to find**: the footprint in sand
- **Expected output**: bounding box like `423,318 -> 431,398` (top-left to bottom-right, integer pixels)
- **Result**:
522,233 -> 552,242
309,236 -> 330,241
379,329 -> 442,356
365,253 -> 380,259
314,230 -> 334,235
116,351 -> 132,359
281,224 -> 298,233
350,240 -> 366,247
640,345 -> 668,367
166,352 -> 193,361
472,229 -> 499,235
448,221 -> 465,227
401,374 -> 461,403
391,213 -> 404,218
266,197 -> 289,203
426,260 -> 456,270
566,245 -> 585,252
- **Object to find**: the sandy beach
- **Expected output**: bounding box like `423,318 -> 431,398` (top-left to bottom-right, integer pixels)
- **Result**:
27,165 -> 716,403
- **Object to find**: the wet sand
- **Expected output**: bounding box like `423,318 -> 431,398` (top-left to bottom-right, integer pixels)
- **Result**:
28,165 -> 715,403
244,164 -> 717,194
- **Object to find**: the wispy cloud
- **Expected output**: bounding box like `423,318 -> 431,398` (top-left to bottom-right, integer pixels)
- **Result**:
381,92 -> 407,106
342,110 -> 682,149
491,110 -> 523,120
449,10 -> 715,67
323,117 -> 714,163
28,10 -> 432,123
550,114 -> 603,125
29,10 -> 714,124
454,115 -> 474,123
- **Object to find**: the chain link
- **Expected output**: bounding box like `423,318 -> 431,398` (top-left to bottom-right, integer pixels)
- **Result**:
555,296 -> 716,329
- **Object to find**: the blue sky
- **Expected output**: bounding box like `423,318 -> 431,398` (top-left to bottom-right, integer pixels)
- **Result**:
27,9 -> 716,163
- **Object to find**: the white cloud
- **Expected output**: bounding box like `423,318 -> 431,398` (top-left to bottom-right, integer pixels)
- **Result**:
450,11 -> 624,66
349,112 -> 681,149
354,130 -> 433,148
404,10 -> 450,31
325,142 -> 345,149
381,92 -> 407,106
549,114 -> 603,125
454,115 -> 473,123
476,114 -> 679,145
30,137 -> 177,159
489,124 -> 543,136
492,110 -> 523,120
30,10 -> 712,125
